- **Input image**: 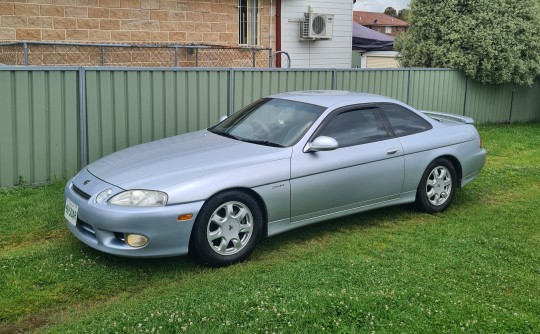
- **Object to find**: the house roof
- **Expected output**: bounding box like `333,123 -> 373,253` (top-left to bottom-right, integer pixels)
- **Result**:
353,11 -> 408,27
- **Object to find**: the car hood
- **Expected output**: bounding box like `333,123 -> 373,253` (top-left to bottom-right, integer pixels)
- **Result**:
87,130 -> 291,190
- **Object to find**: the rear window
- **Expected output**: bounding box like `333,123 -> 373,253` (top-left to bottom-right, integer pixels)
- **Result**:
379,104 -> 432,137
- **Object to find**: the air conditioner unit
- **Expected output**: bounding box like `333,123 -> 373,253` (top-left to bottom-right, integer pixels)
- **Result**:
300,13 -> 334,40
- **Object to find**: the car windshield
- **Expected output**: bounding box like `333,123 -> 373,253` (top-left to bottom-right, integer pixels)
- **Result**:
210,98 -> 326,147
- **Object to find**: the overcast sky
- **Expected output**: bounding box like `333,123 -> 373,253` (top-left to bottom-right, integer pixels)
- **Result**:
353,0 -> 411,12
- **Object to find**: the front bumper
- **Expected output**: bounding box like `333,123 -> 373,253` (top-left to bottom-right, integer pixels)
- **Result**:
64,168 -> 204,258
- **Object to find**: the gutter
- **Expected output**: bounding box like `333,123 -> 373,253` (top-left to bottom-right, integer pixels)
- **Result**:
276,0 -> 282,67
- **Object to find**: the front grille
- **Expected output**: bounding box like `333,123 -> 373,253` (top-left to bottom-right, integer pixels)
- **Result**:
72,184 -> 91,200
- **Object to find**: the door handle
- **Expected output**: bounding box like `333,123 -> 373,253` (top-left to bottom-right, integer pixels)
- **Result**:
386,148 -> 399,155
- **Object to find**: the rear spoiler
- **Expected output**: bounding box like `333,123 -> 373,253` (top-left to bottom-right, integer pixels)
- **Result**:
420,111 -> 475,124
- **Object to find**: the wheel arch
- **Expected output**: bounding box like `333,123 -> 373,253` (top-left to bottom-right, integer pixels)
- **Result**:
200,187 -> 269,238
435,155 -> 463,187
415,155 -> 460,213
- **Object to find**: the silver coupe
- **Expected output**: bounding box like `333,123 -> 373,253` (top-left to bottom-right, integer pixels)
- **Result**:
64,91 -> 486,266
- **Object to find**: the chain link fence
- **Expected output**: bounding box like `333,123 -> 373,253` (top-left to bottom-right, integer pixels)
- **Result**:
0,42 -> 273,68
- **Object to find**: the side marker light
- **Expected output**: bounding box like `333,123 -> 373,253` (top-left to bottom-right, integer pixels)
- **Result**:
178,214 -> 193,221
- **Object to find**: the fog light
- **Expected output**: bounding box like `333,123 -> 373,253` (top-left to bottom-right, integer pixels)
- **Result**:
126,234 -> 148,248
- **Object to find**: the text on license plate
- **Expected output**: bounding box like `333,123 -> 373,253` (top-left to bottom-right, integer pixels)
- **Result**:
64,197 -> 78,226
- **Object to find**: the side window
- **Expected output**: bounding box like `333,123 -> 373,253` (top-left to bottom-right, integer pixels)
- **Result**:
319,108 -> 390,147
379,104 -> 432,137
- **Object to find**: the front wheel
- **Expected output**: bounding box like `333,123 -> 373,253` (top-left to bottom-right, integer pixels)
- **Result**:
191,191 -> 263,267
416,158 -> 457,213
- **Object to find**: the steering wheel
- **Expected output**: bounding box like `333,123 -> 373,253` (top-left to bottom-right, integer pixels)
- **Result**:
251,120 -> 273,138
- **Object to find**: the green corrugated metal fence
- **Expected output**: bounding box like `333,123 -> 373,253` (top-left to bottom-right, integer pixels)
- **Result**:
0,69 -> 79,187
509,83 -> 540,123
85,70 -> 229,162
232,70 -> 334,111
1,67 -> 539,188
336,69 -> 409,101
408,70 -> 466,115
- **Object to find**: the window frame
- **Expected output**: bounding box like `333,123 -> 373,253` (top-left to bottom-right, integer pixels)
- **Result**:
308,104 -> 394,149
238,0 -> 261,46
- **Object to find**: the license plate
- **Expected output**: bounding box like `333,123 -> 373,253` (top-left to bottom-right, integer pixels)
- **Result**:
64,197 -> 78,226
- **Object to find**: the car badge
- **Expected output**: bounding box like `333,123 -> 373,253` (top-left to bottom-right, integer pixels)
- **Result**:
83,180 -> 91,185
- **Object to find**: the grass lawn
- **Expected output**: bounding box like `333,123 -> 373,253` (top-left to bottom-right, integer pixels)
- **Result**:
0,124 -> 539,334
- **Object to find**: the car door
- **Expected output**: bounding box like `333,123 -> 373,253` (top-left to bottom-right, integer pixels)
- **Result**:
290,105 -> 404,223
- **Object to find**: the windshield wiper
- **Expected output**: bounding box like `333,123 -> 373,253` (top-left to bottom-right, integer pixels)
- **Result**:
210,130 -> 241,141
210,129 -> 284,147
241,138 -> 285,148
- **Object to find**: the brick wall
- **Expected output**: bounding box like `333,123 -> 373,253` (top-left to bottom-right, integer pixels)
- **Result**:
0,0 -> 275,49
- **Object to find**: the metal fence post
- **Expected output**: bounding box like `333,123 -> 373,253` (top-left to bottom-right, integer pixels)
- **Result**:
332,70 -> 337,90
195,48 -> 199,67
407,68 -> 413,105
78,67 -> 88,168
509,88 -> 515,123
23,42 -> 28,65
463,76 -> 469,116
174,47 -> 178,67
228,69 -> 235,116
252,50 -> 256,68
101,46 -> 105,66
268,48 -> 272,68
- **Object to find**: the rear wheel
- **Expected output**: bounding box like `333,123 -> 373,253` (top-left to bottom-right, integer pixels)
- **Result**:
416,158 -> 457,213
191,191 -> 263,267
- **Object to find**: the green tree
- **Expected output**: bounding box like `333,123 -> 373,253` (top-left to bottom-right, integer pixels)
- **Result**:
384,7 -> 397,17
395,0 -> 540,85
397,8 -> 410,21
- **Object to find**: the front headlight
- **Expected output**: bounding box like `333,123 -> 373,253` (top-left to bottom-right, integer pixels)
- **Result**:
108,190 -> 168,207
96,188 -> 113,203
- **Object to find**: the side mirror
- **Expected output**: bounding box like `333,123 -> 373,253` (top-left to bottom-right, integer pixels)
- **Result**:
218,115 -> 228,122
304,136 -> 338,153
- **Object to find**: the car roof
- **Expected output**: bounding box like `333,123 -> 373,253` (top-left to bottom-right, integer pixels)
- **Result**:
269,90 -> 399,108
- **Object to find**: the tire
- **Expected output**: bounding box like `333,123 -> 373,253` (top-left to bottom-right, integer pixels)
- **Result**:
191,190 -> 264,267
416,158 -> 457,213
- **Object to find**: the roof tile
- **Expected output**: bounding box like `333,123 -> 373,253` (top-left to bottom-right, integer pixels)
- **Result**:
353,11 -> 408,27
